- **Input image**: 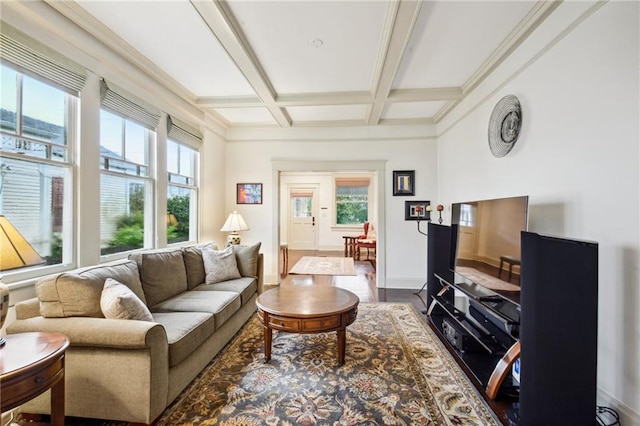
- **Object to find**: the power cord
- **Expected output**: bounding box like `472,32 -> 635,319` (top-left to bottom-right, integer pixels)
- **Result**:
596,406 -> 621,426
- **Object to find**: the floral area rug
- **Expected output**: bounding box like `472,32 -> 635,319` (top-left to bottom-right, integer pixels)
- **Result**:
155,303 -> 500,426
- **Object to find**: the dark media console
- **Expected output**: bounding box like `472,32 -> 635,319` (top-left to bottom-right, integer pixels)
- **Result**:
426,223 -> 599,426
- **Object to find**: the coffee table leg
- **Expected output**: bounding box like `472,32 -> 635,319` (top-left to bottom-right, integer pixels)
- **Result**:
337,328 -> 346,365
264,326 -> 272,362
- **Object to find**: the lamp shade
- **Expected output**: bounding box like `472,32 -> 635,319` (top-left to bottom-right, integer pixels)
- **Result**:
0,215 -> 45,271
220,211 -> 249,233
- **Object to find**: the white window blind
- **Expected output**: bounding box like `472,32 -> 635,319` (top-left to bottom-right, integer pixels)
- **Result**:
0,32 -> 86,95
335,177 -> 370,187
100,79 -> 160,130
167,116 -> 203,149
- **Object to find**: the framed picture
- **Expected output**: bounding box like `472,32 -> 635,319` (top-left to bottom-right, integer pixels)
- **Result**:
237,183 -> 263,205
393,170 -> 415,196
405,200 -> 431,221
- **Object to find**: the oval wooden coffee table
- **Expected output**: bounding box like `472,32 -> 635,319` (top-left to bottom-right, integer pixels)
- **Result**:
256,286 -> 359,365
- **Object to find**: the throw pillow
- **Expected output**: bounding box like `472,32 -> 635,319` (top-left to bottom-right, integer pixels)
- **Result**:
101,278 -> 154,322
202,246 -> 241,284
183,242 -> 218,289
233,242 -> 261,277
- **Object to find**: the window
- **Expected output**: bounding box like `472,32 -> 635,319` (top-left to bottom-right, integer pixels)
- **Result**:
459,204 -> 475,227
166,116 -> 201,245
0,64 -> 76,272
167,140 -> 198,244
100,109 -> 154,255
335,177 -> 370,225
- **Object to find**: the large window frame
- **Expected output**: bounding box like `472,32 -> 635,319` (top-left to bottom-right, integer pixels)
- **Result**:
0,64 -> 78,282
99,108 -> 156,259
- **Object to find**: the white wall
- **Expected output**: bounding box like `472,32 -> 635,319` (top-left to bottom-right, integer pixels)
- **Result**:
223,129 -> 438,287
437,2 -> 639,422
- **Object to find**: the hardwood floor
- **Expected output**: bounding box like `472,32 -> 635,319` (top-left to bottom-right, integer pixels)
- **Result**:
276,249 -> 429,314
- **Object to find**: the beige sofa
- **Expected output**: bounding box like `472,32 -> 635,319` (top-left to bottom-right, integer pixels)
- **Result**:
7,242 -> 262,424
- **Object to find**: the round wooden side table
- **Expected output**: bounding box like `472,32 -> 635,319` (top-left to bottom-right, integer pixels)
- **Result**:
0,332 -> 70,426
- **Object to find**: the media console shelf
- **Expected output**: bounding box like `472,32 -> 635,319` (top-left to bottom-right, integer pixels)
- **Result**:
426,222 -> 599,425
427,270 -> 520,399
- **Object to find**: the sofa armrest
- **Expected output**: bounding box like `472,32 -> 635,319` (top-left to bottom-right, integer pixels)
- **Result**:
7,316 -> 167,350
15,297 -> 41,320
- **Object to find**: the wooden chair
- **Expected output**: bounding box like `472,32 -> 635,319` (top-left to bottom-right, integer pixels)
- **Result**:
356,222 -> 376,260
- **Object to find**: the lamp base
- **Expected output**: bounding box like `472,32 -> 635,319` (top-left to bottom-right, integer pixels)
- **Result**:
226,233 -> 242,245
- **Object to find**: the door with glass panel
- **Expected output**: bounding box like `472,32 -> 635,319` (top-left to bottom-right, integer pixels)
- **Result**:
289,187 -> 317,250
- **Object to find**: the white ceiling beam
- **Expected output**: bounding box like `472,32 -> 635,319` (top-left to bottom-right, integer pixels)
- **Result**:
276,92 -> 373,107
387,87 -> 463,103
190,0 -> 291,128
367,0 -> 422,126
196,96 -> 263,108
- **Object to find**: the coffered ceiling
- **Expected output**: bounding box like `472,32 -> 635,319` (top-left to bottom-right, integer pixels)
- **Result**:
45,1 -> 559,129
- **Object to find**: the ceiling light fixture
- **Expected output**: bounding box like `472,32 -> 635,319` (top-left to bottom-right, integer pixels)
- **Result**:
310,38 -> 324,48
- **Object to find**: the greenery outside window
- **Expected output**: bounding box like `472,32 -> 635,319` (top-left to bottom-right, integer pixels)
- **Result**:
167,139 -> 198,244
0,64 -> 76,272
335,177 -> 370,225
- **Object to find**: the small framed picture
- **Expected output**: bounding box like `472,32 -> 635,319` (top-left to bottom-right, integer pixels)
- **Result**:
393,170 -> 415,196
405,200 -> 431,221
237,183 -> 263,205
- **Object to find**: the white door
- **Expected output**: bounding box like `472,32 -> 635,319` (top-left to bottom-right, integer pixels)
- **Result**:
289,187 -> 317,250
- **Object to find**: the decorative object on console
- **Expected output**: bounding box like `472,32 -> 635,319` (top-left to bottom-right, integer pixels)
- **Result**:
236,183 -> 262,204
0,214 -> 46,347
392,170 -> 415,196
488,94 -> 522,158
220,211 -> 249,245
436,204 -> 444,224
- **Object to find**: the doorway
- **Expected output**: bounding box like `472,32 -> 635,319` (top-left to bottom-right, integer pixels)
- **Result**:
272,160 -> 386,288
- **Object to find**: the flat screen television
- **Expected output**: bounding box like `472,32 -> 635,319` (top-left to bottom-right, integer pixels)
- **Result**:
450,196 -> 529,296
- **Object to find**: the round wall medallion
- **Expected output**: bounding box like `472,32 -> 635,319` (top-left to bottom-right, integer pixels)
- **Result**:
488,95 -> 522,158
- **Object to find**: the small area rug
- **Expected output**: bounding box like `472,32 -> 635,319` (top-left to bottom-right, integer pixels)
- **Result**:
289,256 -> 357,276
154,303 -> 499,425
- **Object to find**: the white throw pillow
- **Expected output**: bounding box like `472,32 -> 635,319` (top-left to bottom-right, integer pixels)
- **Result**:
100,278 -> 154,321
203,246 -> 242,284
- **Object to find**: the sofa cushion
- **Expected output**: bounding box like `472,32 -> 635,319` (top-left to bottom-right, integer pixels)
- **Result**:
129,249 -> 188,307
101,278 -> 154,322
202,246 -> 241,284
150,291 -> 241,330
36,260 -> 144,318
193,277 -> 257,306
182,242 -> 217,289
233,242 -> 261,278
151,312 -> 216,367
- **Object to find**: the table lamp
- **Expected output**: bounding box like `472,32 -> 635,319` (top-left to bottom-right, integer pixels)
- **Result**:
0,214 -> 46,347
220,211 -> 249,245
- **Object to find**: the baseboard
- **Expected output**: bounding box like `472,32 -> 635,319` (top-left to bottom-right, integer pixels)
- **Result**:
598,387 -> 640,426
382,277 -> 425,289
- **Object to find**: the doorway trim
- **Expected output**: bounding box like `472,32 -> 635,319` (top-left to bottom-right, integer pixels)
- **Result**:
272,160 -> 386,288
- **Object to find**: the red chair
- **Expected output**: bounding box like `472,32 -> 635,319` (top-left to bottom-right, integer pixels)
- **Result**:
356,222 -> 376,260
